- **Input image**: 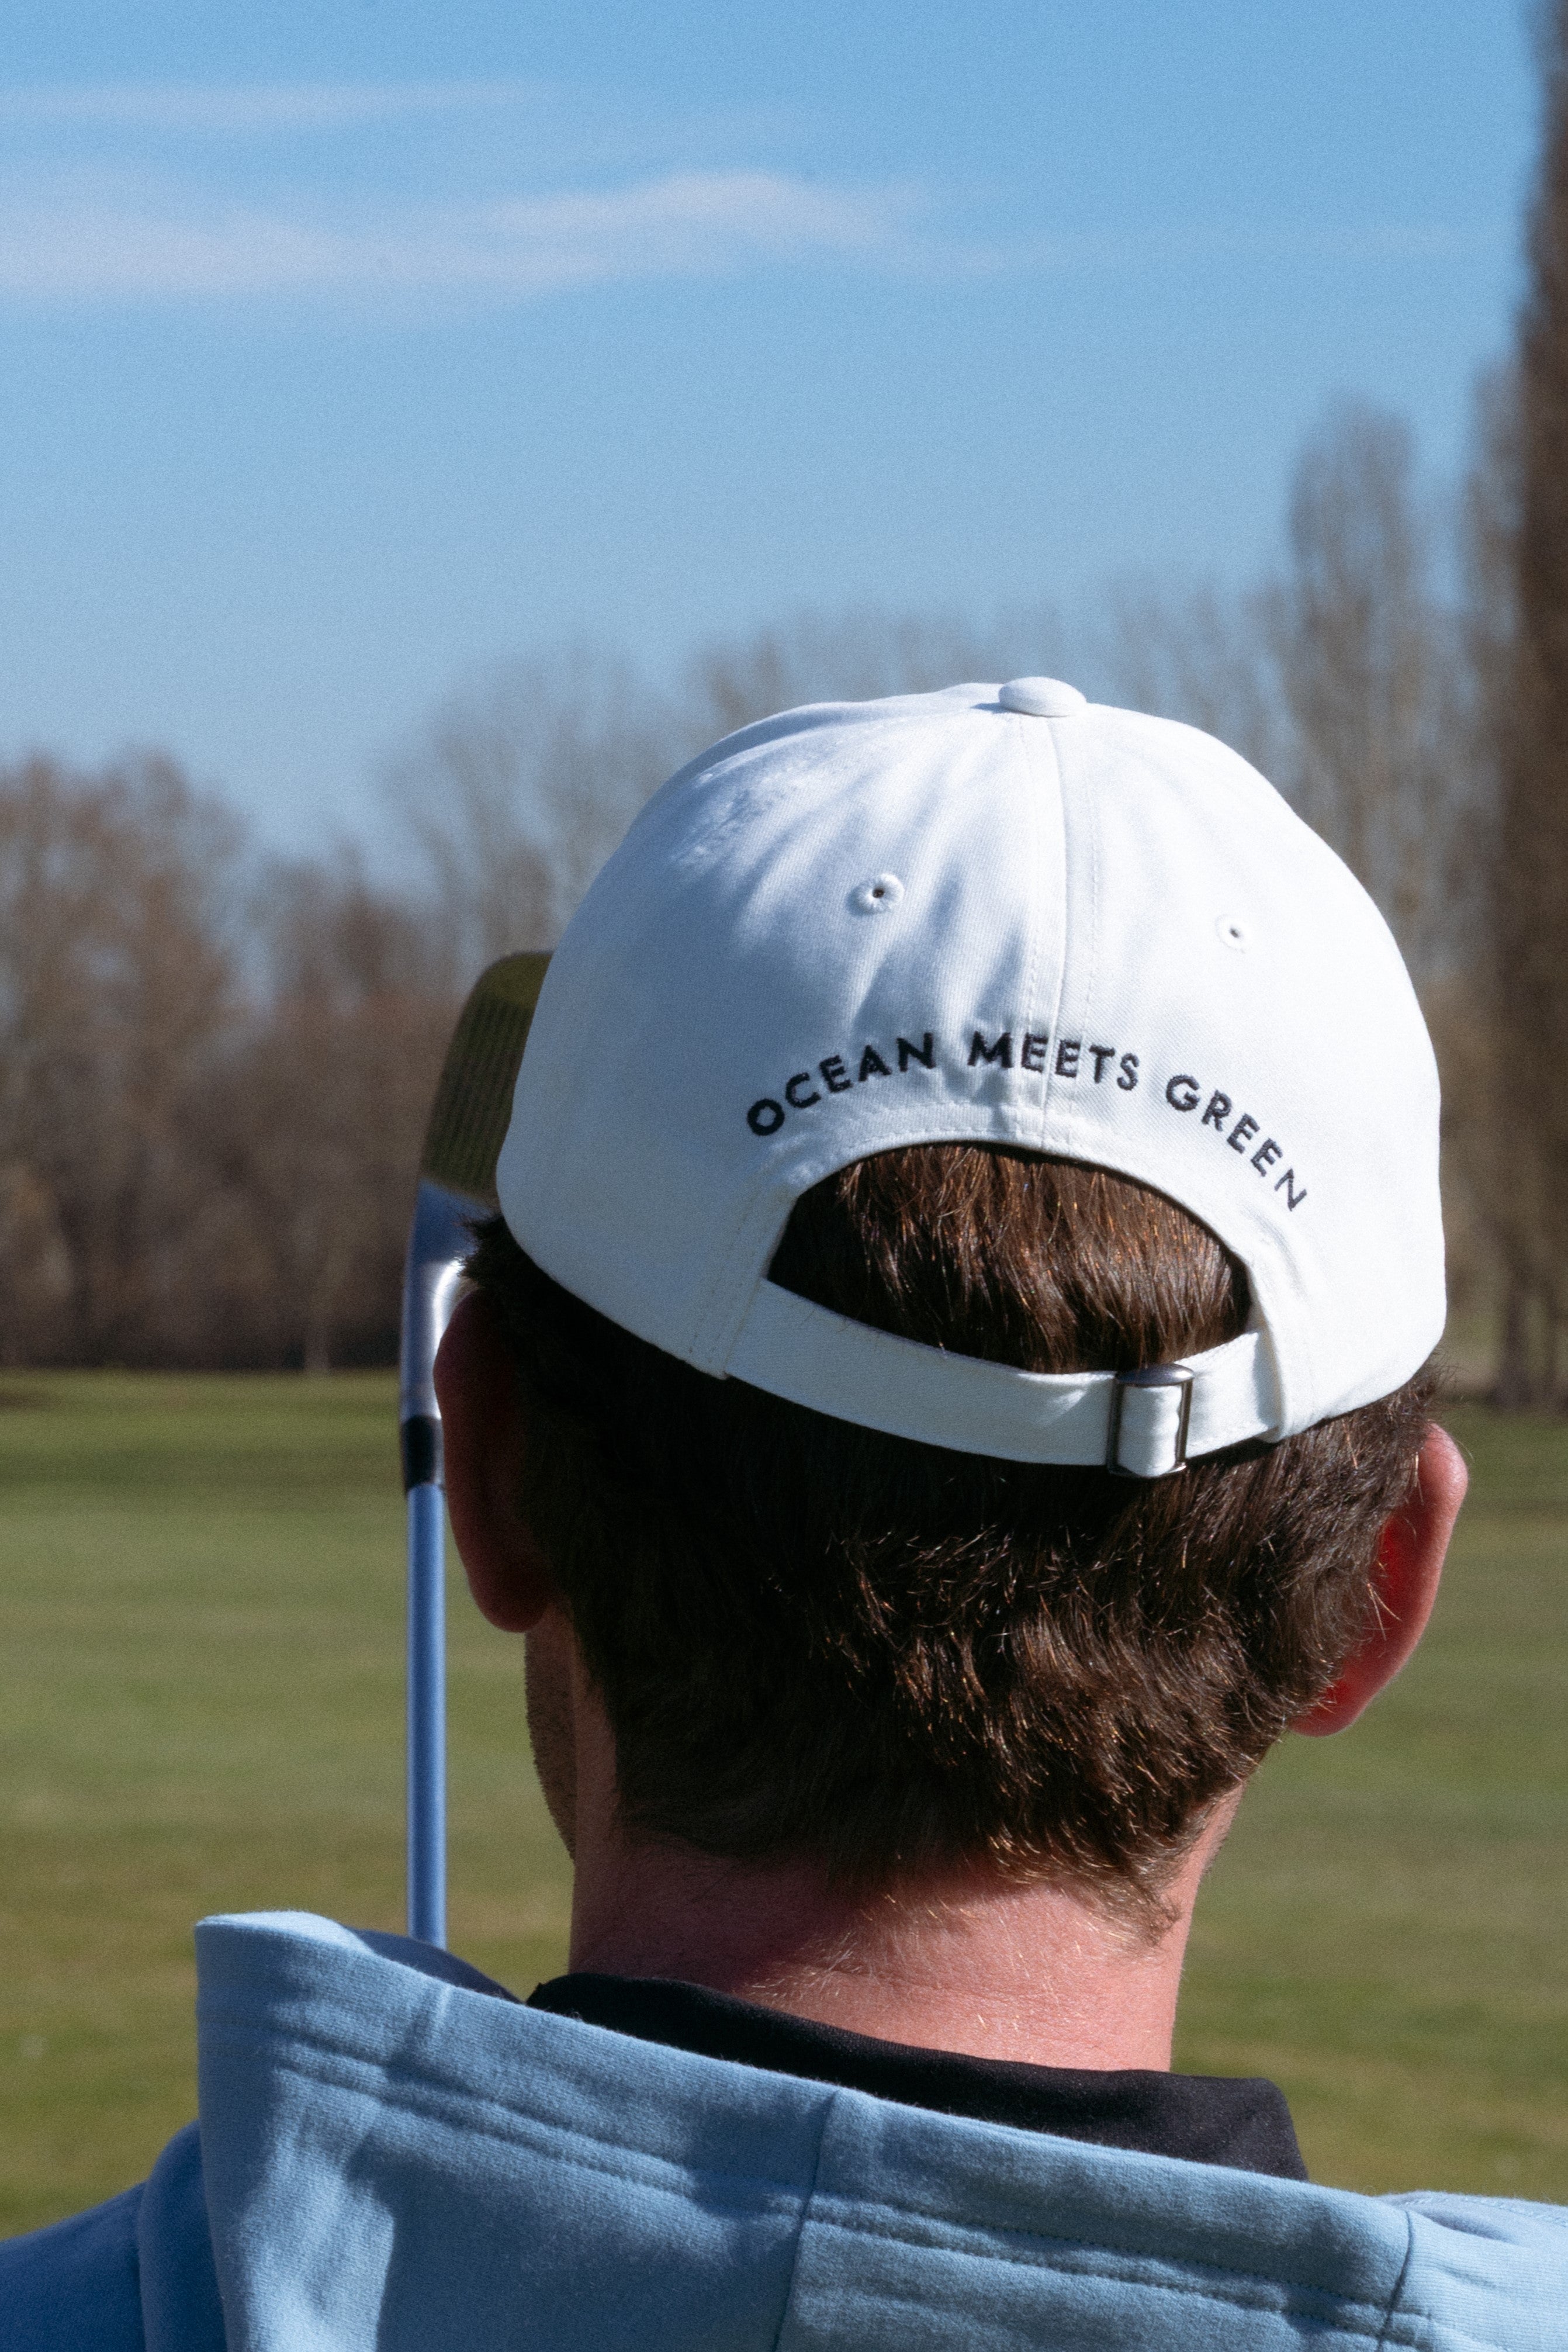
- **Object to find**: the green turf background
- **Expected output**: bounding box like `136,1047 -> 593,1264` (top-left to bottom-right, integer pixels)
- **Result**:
0,1374 -> 1563,2233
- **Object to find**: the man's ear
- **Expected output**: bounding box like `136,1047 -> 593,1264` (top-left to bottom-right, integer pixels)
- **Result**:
1292,1422 -> 1468,1738
434,1288 -> 557,1632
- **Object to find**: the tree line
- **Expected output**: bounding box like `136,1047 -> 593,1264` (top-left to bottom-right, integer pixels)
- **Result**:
0,762 -> 454,1369
4,9 -> 1567,1392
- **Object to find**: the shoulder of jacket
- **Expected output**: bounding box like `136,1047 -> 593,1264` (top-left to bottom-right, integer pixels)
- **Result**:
0,2180 -> 146,2351
0,2122 -> 226,2352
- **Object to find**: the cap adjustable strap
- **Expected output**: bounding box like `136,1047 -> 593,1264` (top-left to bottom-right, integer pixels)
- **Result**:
723,1281 -> 1278,1475
1107,1365 -> 1195,1478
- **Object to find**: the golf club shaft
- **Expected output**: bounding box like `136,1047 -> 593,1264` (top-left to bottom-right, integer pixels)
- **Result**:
399,1180 -> 477,1948
406,1482 -> 447,1946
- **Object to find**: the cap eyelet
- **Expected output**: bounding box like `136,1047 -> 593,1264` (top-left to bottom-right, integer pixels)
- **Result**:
851,873 -> 905,915
1216,914 -> 1251,953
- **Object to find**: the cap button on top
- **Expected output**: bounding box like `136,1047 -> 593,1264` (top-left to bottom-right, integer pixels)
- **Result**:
998,677 -> 1087,717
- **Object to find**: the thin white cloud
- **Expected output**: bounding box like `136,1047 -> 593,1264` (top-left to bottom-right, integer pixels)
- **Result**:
0,85 -> 1501,313
0,168 -> 919,304
0,81 -> 548,134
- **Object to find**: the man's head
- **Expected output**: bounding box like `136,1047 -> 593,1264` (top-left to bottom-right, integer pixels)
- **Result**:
438,679 -> 1460,1928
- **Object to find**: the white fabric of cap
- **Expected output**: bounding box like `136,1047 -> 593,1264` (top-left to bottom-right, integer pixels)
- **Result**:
497,680 -> 1445,1470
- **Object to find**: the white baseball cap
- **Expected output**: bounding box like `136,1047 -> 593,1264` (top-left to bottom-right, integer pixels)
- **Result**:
496,680 -> 1444,1478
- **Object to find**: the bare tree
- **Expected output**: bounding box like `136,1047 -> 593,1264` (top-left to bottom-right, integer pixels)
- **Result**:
1491,0 -> 1568,1405
1445,365 -> 1543,1398
383,647 -> 683,970
1267,402 -> 1472,990
0,754 -> 242,1363
0,763 -> 463,1374
682,607 -> 1069,739
1093,581 -> 1287,780
385,615 -> 1081,974
212,859 -> 456,1371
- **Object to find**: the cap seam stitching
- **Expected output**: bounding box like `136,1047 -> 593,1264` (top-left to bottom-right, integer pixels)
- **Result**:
1073,718 -> 1105,1170
1012,713 -> 1048,1153
1034,717 -> 1072,1150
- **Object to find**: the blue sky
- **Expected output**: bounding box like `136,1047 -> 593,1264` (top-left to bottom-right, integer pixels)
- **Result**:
0,1 -> 1537,848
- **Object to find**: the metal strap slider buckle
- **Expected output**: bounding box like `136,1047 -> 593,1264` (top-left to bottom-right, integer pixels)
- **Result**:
1106,1364 -> 1195,1479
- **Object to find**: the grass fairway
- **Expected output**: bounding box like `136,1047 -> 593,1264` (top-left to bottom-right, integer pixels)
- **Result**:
0,1371 -> 572,2237
0,1376 -> 1564,2232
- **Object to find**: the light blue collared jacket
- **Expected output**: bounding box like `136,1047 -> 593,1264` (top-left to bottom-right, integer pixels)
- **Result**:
3,1911 -> 1565,2349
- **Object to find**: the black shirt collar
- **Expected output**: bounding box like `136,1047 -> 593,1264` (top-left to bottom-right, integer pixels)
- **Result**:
528,1970 -> 1307,2181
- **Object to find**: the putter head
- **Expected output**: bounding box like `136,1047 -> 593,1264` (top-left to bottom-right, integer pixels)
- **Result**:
399,952 -> 550,1487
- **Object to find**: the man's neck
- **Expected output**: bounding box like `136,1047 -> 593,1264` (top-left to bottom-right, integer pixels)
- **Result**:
554,1645 -> 1240,2073
567,1848 -> 1213,2071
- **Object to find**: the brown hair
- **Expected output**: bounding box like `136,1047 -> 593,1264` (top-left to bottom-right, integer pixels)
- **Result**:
466,1147 -> 1432,1911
